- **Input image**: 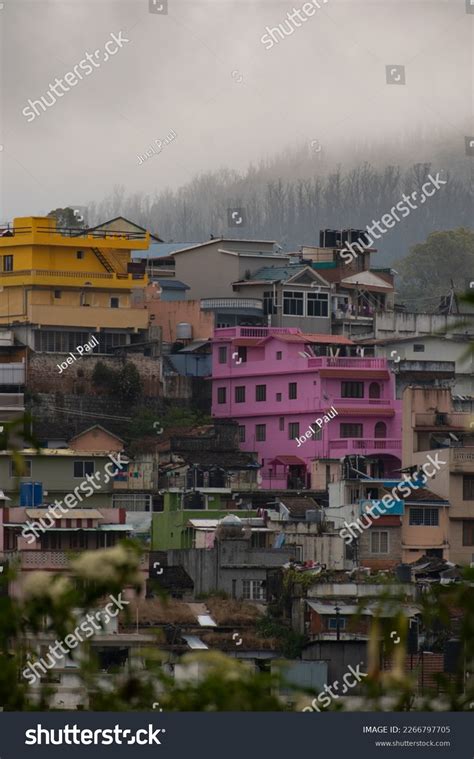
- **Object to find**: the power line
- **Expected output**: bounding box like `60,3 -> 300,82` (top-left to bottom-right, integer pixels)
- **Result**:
46,406 -> 133,423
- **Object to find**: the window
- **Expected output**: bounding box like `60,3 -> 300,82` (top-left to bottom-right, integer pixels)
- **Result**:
238,425 -> 246,443
236,346 -> 247,364
307,292 -> 329,317
413,344 -> 425,352
217,387 -> 227,404
53,289 -> 61,299
328,617 -> 346,631
276,351 -> 282,360
110,297 -> 119,308
370,531 -> 389,554
283,290 -> 304,316
73,460 -> 95,478
463,476 -> 474,500
242,579 -> 265,601
341,381 -> 364,398
276,392 -> 282,402
311,426 -> 322,440
369,382 -> 381,399
289,382 -> 297,400
462,521 -> 474,545
256,384 -> 266,402
288,422 -> 299,439
374,421 -> 387,438
76,251 -> 84,259
3,255 -> 13,272
235,386 -> 246,403
256,424 -> 266,442
409,508 -> 439,526
34,329 -> 126,354
279,417 -> 285,431
340,423 -> 363,438
10,459 -> 32,477
263,291 -> 277,315
218,346 -> 228,364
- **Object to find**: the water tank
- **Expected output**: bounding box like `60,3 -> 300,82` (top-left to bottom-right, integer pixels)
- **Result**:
176,323 -> 192,340
20,482 -> 43,507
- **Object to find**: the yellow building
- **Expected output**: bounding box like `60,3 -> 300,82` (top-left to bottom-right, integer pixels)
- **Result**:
0,215 -> 151,352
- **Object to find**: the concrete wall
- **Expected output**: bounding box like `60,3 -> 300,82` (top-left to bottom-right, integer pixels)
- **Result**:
27,352 -> 162,396
167,539 -> 293,597
148,297 -> 215,342
374,312 -> 474,339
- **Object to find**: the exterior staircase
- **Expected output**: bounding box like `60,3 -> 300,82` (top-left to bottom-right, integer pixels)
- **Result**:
92,248 -> 129,278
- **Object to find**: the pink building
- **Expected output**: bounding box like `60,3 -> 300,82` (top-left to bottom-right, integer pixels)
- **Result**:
211,327 -> 402,489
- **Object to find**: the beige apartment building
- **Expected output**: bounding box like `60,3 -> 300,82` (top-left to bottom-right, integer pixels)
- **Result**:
401,386 -> 474,565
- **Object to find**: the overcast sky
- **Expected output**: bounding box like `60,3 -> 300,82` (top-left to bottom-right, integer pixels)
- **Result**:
0,0 -> 472,221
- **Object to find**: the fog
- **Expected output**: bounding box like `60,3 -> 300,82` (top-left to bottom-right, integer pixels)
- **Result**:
1,0 -> 472,221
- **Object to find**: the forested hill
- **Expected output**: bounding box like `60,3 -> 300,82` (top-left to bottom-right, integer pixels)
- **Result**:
87,136 -> 473,268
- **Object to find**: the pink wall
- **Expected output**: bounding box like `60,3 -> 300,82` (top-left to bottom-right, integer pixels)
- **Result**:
211,327 -> 401,486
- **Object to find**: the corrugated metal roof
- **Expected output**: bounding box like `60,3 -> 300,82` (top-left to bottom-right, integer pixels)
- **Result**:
155,279 -> 190,290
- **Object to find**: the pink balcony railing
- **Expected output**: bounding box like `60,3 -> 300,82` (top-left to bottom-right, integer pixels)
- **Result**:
308,357 -> 387,370
1,551 -> 149,571
330,438 -> 401,452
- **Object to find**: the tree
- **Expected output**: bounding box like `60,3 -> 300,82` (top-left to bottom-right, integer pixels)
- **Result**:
117,363 -> 142,406
47,207 -> 86,229
397,228 -> 474,310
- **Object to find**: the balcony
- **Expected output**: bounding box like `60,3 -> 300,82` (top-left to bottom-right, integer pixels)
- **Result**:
0,393 -> 24,410
0,364 -> 25,385
450,448 -> 474,472
414,413 -> 469,431
1,551 -> 149,571
27,304 -> 148,330
0,269 -> 147,290
331,438 -> 401,452
201,298 -> 263,314
332,398 -> 390,406
308,357 -> 386,370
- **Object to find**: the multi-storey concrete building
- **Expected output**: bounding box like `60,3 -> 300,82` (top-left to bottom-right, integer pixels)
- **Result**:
0,215 -> 150,353
401,386 -> 474,564
211,326 -> 402,489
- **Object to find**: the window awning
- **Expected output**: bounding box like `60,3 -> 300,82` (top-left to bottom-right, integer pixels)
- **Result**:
268,455 -> 306,466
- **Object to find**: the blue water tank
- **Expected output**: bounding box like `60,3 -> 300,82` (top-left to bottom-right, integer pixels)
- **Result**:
20,482 -> 43,507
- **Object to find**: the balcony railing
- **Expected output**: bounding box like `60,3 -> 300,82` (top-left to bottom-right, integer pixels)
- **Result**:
415,413 -> 469,429
331,438 -> 401,451
0,225 -> 147,241
201,298 -> 263,311
0,269 -> 145,281
332,398 -> 388,406
308,357 -> 386,369
1,551 -> 149,570
0,393 -> 24,407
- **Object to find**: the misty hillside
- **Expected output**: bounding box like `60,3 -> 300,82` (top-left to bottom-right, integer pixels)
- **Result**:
88,134 -> 473,267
